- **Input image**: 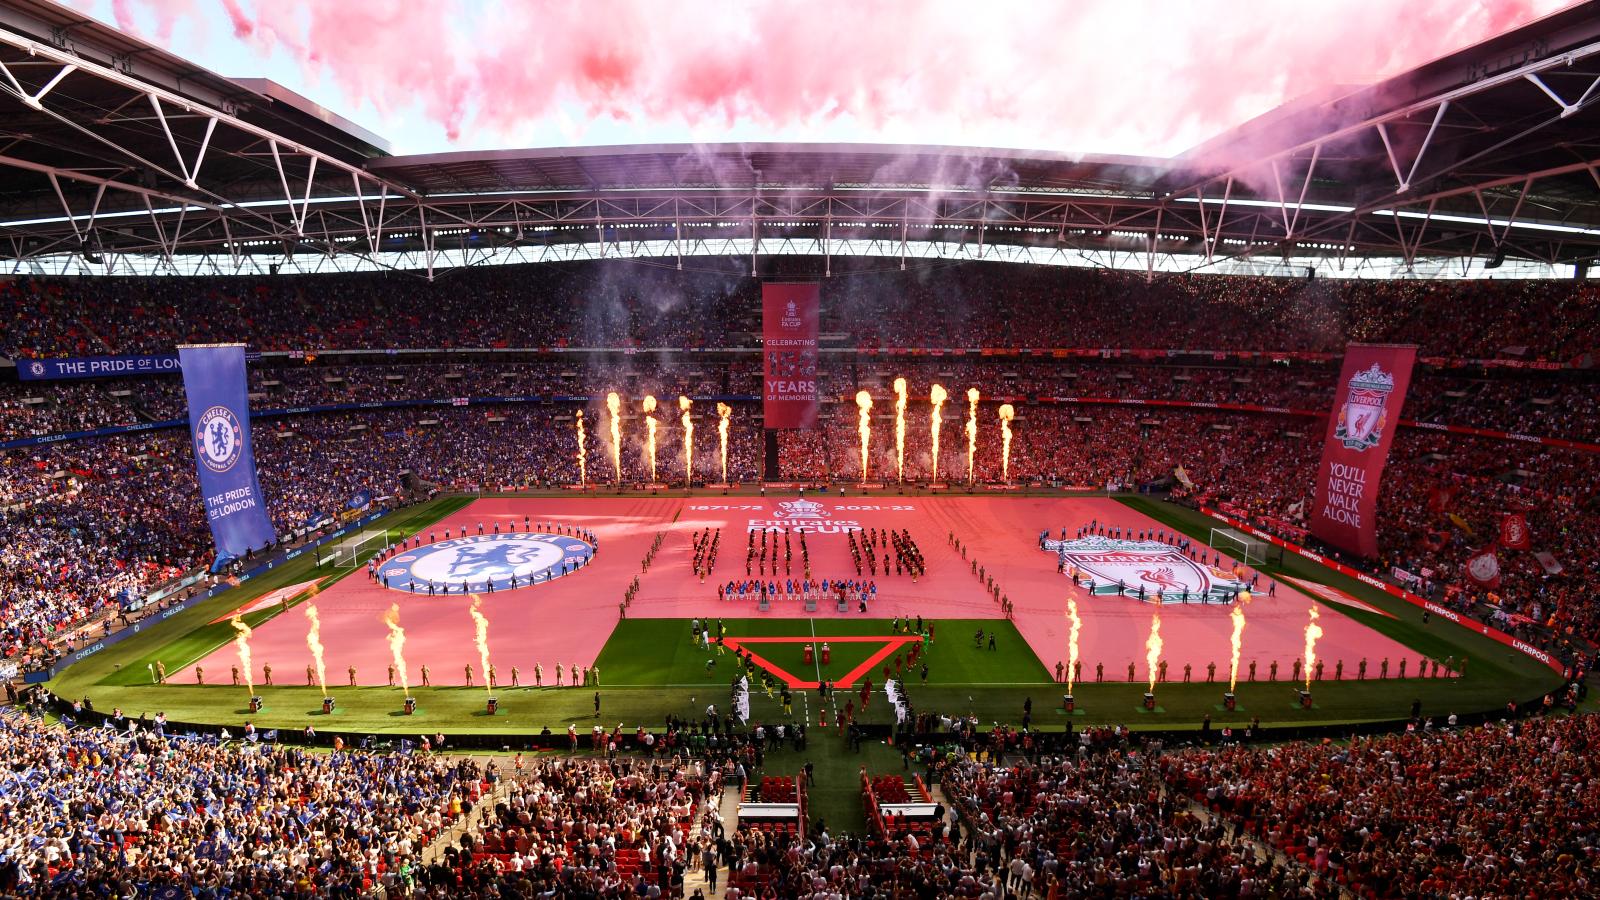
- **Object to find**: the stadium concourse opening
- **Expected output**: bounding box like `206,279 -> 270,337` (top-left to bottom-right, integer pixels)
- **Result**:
186,495 -> 1414,689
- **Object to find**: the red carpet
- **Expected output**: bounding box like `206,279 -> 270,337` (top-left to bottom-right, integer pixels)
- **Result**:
194,495 -> 1416,687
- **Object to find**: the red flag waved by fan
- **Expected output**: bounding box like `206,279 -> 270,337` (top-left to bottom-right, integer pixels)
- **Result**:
1533,551 -> 1564,576
1499,513 -> 1532,551
1428,485 -> 1454,514
1466,548 -> 1502,590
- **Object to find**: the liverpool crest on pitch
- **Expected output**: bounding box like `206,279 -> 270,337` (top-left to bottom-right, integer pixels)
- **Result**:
1043,536 -> 1246,602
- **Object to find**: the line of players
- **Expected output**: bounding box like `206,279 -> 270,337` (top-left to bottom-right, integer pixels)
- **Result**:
717,576 -> 879,610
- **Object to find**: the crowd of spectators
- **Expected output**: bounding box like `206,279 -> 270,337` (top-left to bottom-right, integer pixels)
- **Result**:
0,704 -> 477,896
1,435 -> 202,667
0,387 -> 136,441
717,827 -> 998,898
4,262 -> 1598,360
0,263 -> 756,358
0,402 -> 765,669
425,756 -> 710,896
1161,713 -> 1600,898
8,357 -> 1598,450
1373,431 -> 1600,653
0,357 -> 763,442
797,403 -> 1317,489
938,741 -> 1317,897
1,671 -> 1587,898
648,721 -> 1339,899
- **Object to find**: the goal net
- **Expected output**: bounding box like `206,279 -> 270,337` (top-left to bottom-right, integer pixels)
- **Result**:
319,528 -> 390,569
1207,527 -> 1280,568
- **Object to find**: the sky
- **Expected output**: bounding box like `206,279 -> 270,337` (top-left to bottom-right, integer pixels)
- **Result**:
66,0 -> 1578,158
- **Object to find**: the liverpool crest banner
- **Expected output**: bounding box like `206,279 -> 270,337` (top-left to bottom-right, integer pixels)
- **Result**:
180,344 -> 278,563
762,282 -> 820,429
1310,344 -> 1417,557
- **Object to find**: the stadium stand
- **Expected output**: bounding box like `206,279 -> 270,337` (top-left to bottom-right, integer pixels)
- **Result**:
1162,714 -> 1600,898
2,4 -> 1599,895
3,264 -> 1598,679
425,756 -> 711,895
0,704 -> 475,895
5,265 -> 1599,359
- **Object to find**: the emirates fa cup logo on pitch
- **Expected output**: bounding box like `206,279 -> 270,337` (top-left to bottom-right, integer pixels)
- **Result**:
773,498 -> 828,519
1334,364 -> 1394,452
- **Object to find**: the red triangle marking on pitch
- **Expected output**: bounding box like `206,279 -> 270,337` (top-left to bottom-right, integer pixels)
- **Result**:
722,635 -> 924,689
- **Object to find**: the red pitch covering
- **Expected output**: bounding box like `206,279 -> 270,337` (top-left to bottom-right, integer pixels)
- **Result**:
192,497 -> 677,688
935,496 -> 1416,683
190,495 -> 1416,687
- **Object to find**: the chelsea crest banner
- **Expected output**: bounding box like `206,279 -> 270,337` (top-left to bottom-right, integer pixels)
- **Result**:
762,282 -> 820,429
1310,343 -> 1417,557
180,345 -> 277,562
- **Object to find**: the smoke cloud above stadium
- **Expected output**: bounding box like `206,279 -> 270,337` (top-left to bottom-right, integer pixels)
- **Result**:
85,0 -> 1573,157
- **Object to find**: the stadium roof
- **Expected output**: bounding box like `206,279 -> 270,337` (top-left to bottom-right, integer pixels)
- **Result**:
2,0 -> 1600,278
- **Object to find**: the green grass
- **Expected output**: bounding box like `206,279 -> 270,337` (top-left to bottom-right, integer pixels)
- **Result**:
757,739 -> 909,835
97,597 -> 319,687
1118,496 -> 1562,707
48,493 -> 1563,736
595,618 -> 1050,687
50,497 -> 472,697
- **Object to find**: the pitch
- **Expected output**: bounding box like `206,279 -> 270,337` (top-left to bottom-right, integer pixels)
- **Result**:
47,491 -> 1560,736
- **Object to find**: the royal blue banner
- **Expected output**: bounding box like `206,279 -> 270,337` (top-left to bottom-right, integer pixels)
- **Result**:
16,354 -> 181,380
180,345 -> 277,562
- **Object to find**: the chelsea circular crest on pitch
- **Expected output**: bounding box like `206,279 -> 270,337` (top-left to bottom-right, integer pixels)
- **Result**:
381,532 -> 595,594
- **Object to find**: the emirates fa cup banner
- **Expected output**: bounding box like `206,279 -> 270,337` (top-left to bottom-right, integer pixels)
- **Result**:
1310,344 -> 1417,557
180,344 -> 278,563
762,282 -> 820,429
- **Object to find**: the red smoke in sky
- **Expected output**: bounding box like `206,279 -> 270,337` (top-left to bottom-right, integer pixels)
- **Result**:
93,0 -> 1576,154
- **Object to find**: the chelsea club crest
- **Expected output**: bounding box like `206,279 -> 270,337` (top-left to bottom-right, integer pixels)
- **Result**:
194,405 -> 245,473
381,532 -> 595,594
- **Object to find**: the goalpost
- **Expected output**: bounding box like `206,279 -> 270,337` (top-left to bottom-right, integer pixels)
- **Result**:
1207,527 -> 1281,568
318,528 -> 391,569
